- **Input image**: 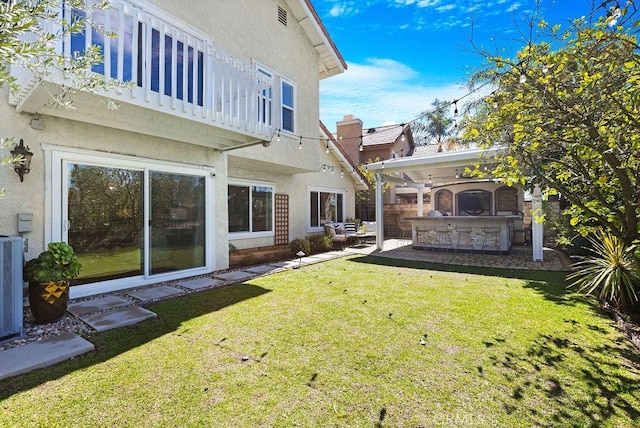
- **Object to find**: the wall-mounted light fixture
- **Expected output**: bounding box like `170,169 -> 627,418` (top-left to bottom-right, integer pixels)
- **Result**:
11,139 -> 33,182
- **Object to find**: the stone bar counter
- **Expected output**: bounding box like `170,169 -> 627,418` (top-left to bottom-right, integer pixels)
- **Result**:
405,215 -> 520,253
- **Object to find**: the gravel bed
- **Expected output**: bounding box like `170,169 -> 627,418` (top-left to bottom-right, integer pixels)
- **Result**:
0,309 -> 93,352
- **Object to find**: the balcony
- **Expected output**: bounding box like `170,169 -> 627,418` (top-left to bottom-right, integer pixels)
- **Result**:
10,0 -> 275,150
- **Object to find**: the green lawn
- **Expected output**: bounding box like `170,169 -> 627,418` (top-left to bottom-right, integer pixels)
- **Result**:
1,255 -> 639,427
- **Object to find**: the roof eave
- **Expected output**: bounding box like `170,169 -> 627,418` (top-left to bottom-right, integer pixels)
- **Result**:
286,0 -> 347,79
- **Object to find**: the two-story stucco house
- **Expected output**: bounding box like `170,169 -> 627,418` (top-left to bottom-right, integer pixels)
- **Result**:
1,0 -> 364,298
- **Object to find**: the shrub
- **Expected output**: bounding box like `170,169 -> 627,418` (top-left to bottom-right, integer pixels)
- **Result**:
289,238 -> 311,256
567,228 -> 640,308
308,233 -> 333,254
24,242 -> 82,282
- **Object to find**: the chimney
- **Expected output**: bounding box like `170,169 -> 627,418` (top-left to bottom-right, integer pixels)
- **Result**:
336,115 -> 363,165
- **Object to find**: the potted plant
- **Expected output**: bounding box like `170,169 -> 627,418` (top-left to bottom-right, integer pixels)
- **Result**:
24,242 -> 82,324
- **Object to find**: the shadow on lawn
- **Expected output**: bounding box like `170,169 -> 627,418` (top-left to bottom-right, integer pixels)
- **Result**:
351,254 -> 582,307
486,330 -> 640,426
0,282 -> 270,398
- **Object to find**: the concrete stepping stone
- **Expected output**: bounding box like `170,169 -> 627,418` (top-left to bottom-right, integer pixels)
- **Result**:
80,305 -> 156,332
244,265 -> 279,274
177,277 -> 222,291
307,253 -> 337,260
214,270 -> 256,281
270,260 -> 300,269
68,295 -> 131,316
126,285 -> 183,302
0,333 -> 94,381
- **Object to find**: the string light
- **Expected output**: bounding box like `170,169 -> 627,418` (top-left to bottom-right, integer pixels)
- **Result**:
341,167 -> 344,178
381,157 -> 385,169
267,75 -> 496,148
519,74 -> 527,84
428,174 -> 432,185
325,140 -> 330,153
453,100 -> 458,117
455,169 -> 460,179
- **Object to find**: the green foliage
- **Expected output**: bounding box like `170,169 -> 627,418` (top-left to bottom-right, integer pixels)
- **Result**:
568,229 -> 639,307
289,238 -> 311,256
1,0 -> 129,196
464,6 -> 640,252
356,158 -> 391,203
307,233 -> 333,254
24,242 -> 82,282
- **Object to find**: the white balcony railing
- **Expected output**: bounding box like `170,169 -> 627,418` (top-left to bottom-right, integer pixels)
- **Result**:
10,0 -> 274,143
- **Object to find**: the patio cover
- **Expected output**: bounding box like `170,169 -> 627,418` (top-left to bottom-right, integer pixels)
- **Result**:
364,147 -> 545,261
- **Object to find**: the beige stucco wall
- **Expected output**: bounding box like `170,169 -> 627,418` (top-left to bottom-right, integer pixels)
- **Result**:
228,140 -> 357,250
153,0 -> 321,171
0,100 -> 229,269
0,0 -> 349,296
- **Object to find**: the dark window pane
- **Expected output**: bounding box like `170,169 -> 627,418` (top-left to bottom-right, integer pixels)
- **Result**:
282,107 -> 293,132
164,35 -> 173,96
282,81 -> 293,107
228,185 -> 249,232
151,28 -> 160,92
310,191 -> 319,227
252,186 -> 273,232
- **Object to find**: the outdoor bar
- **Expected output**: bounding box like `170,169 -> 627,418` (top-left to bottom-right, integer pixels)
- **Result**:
406,215 -> 520,253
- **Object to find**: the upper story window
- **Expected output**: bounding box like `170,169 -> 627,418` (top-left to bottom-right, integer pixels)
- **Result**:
228,182 -> 274,235
68,5 -> 204,106
281,79 -> 295,133
257,68 -> 273,126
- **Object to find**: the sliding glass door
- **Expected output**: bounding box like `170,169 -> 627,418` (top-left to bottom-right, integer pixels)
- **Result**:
67,164 -> 144,284
58,152 -> 211,290
149,172 -> 205,274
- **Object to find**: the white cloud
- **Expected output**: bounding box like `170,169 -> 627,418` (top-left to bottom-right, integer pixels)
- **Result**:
416,0 -> 441,7
328,2 -> 358,17
320,58 -> 481,130
506,2 -> 523,13
436,4 -> 456,12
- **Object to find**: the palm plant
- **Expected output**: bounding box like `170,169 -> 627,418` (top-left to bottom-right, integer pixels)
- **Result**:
567,229 -> 639,308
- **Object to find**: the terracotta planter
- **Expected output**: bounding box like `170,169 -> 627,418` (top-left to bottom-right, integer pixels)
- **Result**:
28,279 -> 70,324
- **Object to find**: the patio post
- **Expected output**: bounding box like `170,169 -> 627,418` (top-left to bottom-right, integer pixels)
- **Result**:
532,184 -> 544,262
375,173 -> 384,250
416,184 -> 425,216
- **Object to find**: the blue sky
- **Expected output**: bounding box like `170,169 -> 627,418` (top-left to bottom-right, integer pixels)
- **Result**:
316,0 -> 600,130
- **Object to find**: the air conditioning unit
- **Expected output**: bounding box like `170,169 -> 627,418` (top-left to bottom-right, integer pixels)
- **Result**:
0,236 -> 23,341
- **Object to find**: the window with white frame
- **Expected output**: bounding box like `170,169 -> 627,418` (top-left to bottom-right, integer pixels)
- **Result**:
228,182 -> 274,234
257,68 -> 273,126
281,79 -> 295,133
309,190 -> 344,228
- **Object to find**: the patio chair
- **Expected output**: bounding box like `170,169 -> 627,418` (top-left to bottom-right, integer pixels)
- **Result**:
324,224 -> 348,250
482,222 -> 501,254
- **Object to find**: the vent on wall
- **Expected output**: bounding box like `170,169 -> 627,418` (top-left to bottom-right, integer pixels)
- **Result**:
278,6 -> 287,26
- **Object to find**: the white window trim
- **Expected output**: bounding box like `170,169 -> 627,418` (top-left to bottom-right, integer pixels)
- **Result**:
280,77 -> 296,134
46,145 -> 215,299
253,61 -> 296,136
307,186 -> 346,233
228,178 -> 275,239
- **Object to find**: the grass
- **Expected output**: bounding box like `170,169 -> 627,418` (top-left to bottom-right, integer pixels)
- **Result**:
1,255 -> 639,427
